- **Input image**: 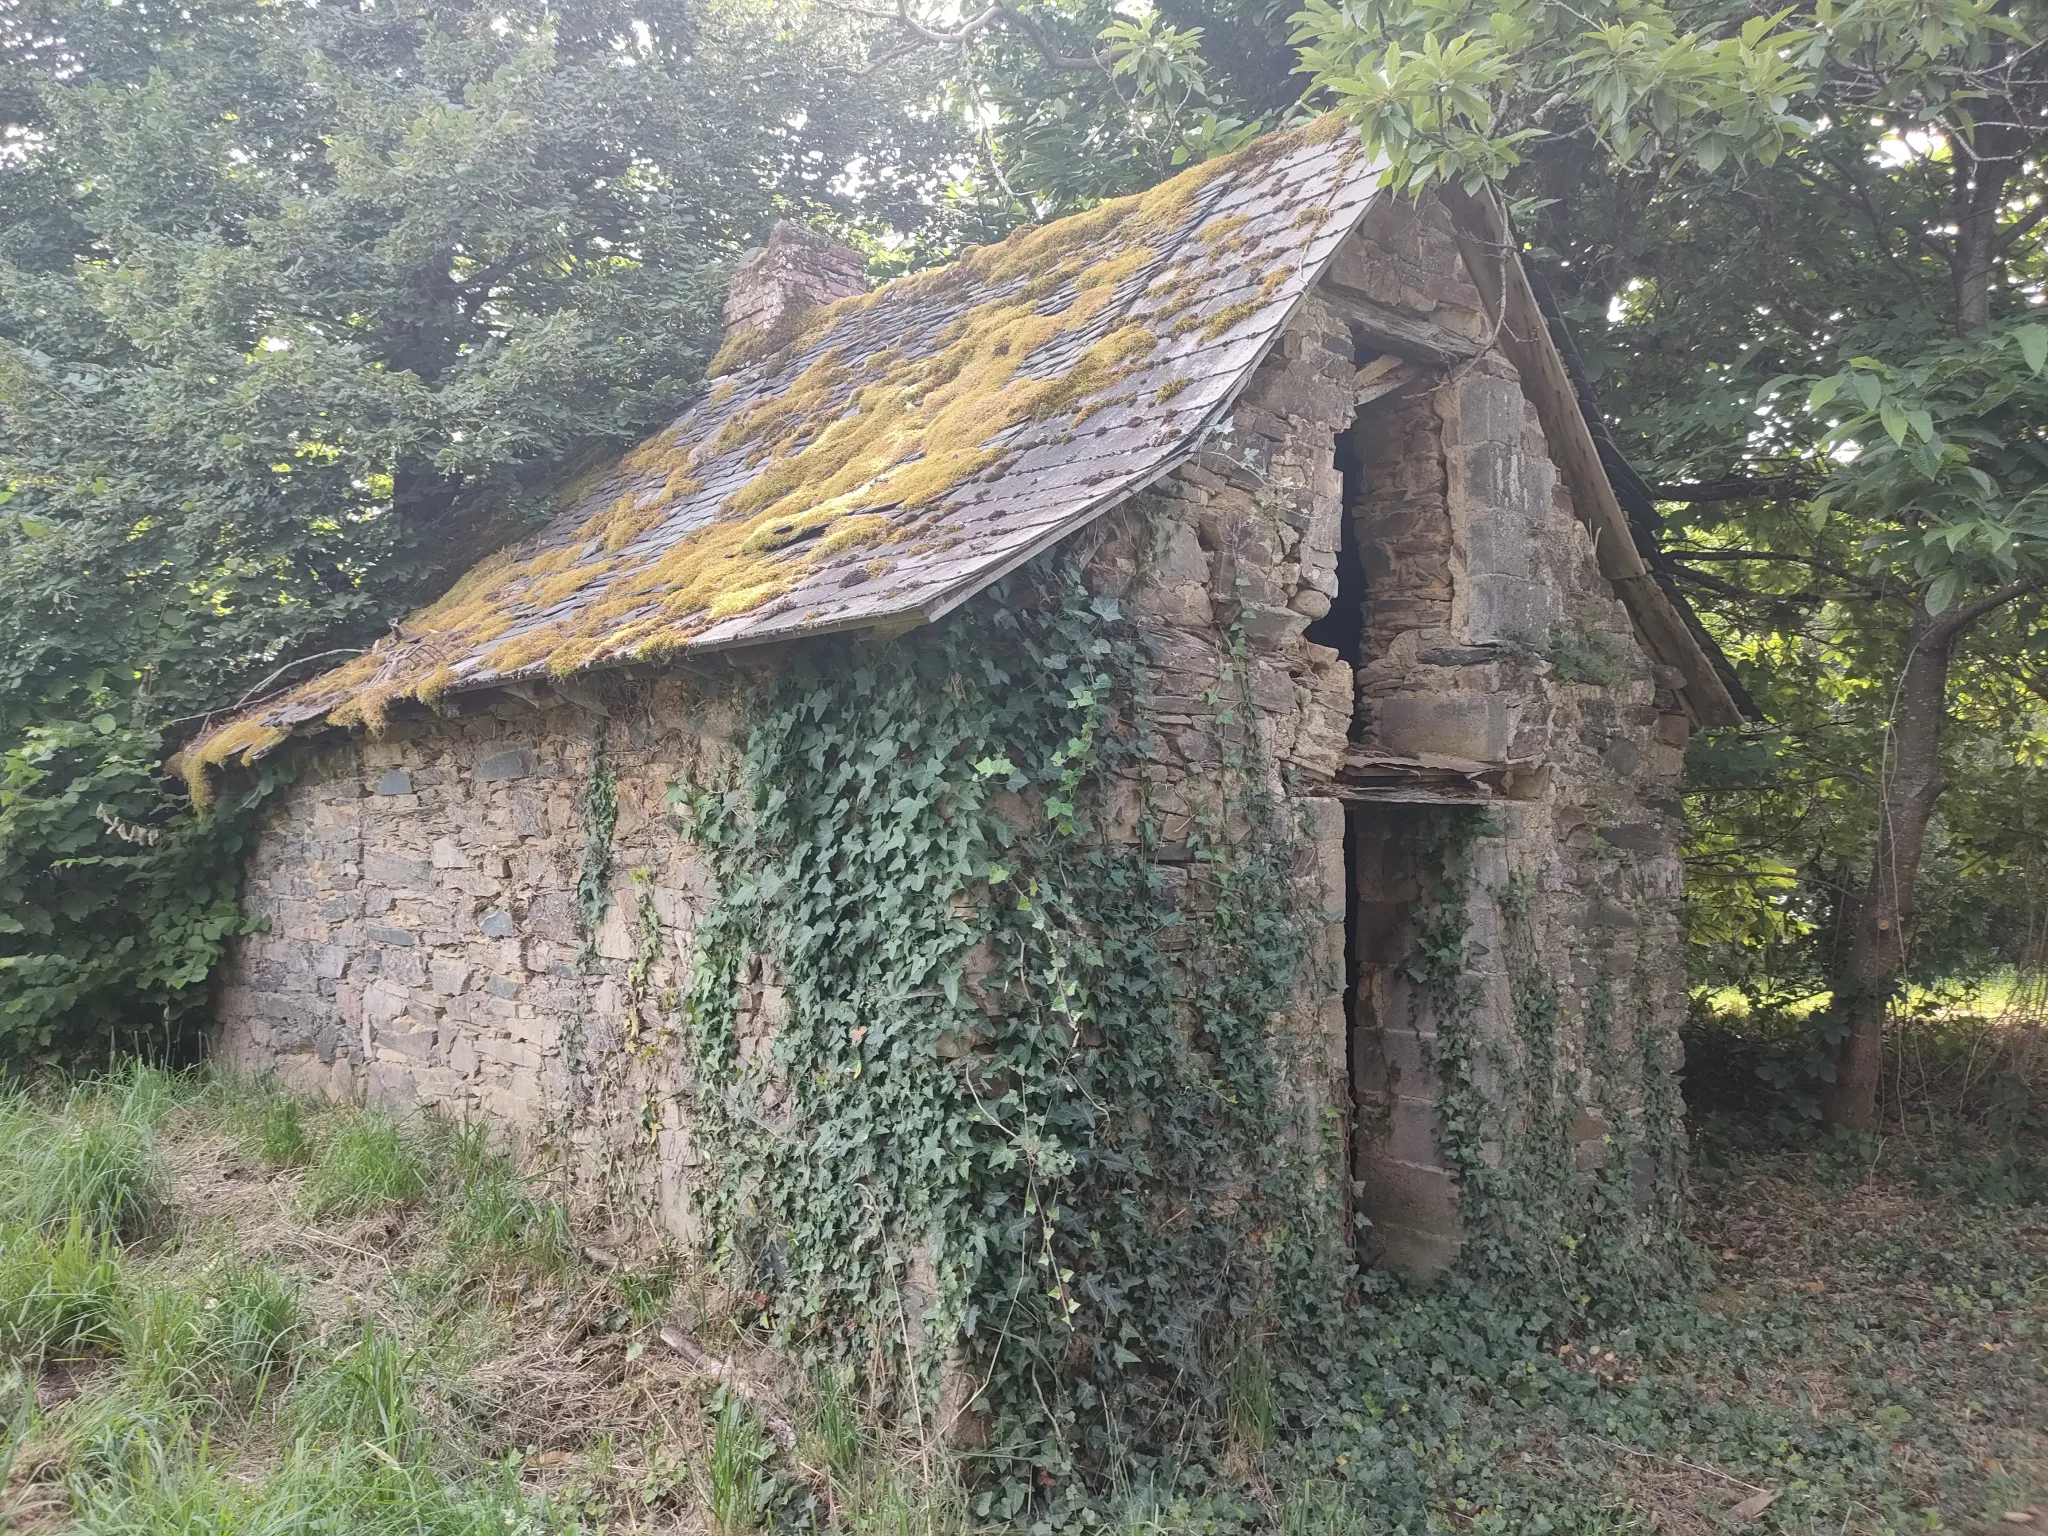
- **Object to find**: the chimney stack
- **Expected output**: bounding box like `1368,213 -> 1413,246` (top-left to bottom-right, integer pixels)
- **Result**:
720,222 -> 868,358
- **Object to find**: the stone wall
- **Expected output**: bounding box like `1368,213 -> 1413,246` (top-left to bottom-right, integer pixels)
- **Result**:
214,199 -> 1691,1279
1336,198 -> 1692,1274
214,287 -> 1364,1245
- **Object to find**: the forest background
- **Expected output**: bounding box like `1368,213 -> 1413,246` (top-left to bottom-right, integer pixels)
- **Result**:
0,0 -> 2044,1138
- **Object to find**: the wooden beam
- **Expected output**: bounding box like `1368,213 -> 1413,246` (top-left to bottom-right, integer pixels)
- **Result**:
1321,289 -> 1482,366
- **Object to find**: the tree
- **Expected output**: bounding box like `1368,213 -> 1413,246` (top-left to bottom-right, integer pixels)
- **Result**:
877,0 -> 2048,1130
0,0 -> 959,1063
1489,0 -> 2048,1128
1282,0 -> 2048,1130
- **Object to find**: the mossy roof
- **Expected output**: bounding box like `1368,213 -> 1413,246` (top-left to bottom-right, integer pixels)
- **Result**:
181,117 -> 1381,787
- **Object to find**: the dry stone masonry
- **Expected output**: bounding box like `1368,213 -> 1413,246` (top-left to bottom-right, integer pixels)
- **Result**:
215,188 -> 1702,1282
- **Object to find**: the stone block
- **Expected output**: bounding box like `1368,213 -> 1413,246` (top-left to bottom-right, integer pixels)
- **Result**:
1356,1157 -> 1462,1246
365,1061 -> 419,1117
1369,1223 -> 1463,1280
375,1026 -> 438,1062
375,769 -> 413,796
362,979 -> 409,1028
475,748 -> 535,782
430,959 -> 472,996
365,854 -> 433,891
473,1034 -> 543,1072
479,907 -> 517,939
1463,573 -> 1559,643
1374,693 -> 1514,760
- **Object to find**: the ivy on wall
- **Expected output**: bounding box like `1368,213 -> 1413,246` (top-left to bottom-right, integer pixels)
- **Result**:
670,556 -> 1350,1489
1397,810 -> 1693,1324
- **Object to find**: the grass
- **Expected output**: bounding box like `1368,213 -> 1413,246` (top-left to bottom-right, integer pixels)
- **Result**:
250,1093 -> 312,1168
0,1060 -> 2040,1536
0,1103 -> 162,1240
289,1316 -> 426,1454
119,1261 -> 300,1404
0,1216 -> 127,1358
303,1112 -> 429,1216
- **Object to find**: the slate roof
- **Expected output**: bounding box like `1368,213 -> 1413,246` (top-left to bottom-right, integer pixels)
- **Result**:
179,118 -> 1381,777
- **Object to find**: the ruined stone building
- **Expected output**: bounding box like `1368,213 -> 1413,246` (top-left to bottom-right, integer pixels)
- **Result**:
184,119 -> 1748,1297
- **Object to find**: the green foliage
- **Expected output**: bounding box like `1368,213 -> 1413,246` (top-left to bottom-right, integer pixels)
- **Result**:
304,1115 -> 429,1218
119,1263 -> 302,1406
576,759 -> 620,947
1291,0 -> 1812,191
0,721 -> 287,1067
675,558 -> 1343,1479
1532,622 -> 1631,686
0,1215 -> 128,1359
1396,815 -> 1690,1322
0,0 -> 960,1070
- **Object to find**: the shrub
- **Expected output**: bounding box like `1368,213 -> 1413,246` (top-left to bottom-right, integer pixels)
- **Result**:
304,1115 -> 428,1216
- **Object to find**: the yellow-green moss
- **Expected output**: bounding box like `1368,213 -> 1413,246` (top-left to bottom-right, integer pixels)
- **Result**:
178,120 -> 1366,790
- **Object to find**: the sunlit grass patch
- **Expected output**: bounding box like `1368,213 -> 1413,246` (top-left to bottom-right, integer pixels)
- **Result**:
0,1108 -> 163,1241
63,1434 -> 564,1536
119,1260 -> 300,1405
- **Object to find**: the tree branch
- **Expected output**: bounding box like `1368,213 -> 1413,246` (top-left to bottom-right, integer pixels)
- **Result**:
1651,475 -> 1818,503
827,0 -> 1106,69
1666,547 -> 1886,592
1996,195 -> 2048,255
1924,573 -> 2043,642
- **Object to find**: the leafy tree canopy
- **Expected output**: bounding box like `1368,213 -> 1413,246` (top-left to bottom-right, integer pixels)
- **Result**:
0,0 -> 960,1063
901,0 -> 2048,1125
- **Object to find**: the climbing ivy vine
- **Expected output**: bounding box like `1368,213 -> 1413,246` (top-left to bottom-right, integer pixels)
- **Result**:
1397,810 -> 1693,1325
672,556 -> 1348,1490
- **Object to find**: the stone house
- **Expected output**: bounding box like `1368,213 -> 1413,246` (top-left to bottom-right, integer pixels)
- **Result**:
183,118 -> 1747,1288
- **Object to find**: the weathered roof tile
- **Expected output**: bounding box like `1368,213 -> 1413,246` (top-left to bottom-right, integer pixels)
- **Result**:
184,118 -> 1381,776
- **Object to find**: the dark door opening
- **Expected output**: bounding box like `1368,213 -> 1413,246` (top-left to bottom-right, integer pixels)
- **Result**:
1303,423 -> 1366,674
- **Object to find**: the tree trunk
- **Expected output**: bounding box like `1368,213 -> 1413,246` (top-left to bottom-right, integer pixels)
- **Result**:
1947,120 -> 2015,337
1820,613 -> 1954,1131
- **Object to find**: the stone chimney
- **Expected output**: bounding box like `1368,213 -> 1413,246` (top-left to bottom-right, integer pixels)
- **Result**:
721,221 -> 868,349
